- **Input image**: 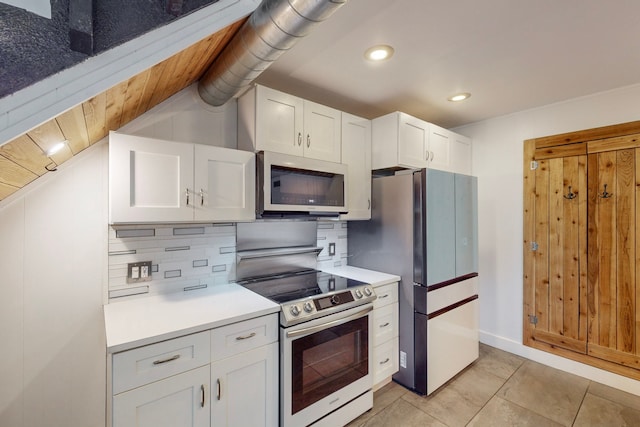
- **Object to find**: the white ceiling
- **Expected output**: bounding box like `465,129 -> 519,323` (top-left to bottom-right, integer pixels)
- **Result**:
255,0 -> 640,129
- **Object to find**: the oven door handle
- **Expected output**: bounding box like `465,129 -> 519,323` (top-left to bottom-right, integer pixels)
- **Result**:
286,306 -> 373,338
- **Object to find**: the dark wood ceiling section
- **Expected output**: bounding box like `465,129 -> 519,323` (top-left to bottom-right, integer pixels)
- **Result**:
0,18 -> 245,202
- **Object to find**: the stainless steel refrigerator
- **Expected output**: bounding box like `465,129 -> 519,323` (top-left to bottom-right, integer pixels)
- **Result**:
349,168 -> 479,395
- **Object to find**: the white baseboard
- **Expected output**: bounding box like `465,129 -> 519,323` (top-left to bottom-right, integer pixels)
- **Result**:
480,330 -> 640,396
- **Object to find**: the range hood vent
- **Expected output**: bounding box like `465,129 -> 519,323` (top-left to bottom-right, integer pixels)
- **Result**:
198,0 -> 348,106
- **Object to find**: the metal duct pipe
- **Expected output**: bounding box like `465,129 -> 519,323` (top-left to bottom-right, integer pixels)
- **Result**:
198,0 -> 348,106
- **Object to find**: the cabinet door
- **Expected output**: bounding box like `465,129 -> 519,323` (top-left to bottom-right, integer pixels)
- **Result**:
303,100 -> 342,162
340,113 -> 371,220
427,124 -> 451,172
109,132 -> 193,223
531,155 -> 587,353
193,145 -> 255,222
450,133 -> 472,175
255,86 -> 303,156
113,365 -> 210,427
211,343 -> 278,427
398,113 -> 429,168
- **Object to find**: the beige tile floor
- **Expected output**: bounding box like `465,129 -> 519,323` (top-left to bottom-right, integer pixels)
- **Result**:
347,344 -> 640,426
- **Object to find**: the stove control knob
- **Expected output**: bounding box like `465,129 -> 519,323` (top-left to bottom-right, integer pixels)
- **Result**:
290,305 -> 301,316
363,287 -> 373,297
330,294 -> 341,305
355,289 -> 363,299
303,302 -> 314,313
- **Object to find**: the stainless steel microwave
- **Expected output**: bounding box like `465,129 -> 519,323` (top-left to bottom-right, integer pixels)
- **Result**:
256,151 -> 348,217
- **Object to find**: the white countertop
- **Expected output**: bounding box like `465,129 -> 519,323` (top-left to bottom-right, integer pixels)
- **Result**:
323,265 -> 400,287
104,283 -> 280,353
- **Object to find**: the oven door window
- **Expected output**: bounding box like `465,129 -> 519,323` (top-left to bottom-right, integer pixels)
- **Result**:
291,315 -> 369,414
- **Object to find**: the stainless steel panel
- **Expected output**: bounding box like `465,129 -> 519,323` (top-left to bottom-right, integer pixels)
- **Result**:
349,171 -> 419,389
236,220 -> 317,251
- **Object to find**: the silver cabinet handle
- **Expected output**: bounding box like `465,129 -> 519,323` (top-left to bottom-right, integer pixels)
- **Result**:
152,354 -> 180,365
200,189 -> 204,206
185,188 -> 190,206
307,134 -> 311,148
380,358 -> 390,365
235,332 -> 256,341
297,132 -> 302,146
368,199 -> 371,210
216,379 -> 221,401
430,151 -> 434,161
200,384 -> 206,408
380,322 -> 390,328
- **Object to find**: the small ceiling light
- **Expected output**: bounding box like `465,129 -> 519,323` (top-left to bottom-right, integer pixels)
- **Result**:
46,140 -> 68,157
364,45 -> 394,61
448,93 -> 471,102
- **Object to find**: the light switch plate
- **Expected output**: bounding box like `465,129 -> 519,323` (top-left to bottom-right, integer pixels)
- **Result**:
127,261 -> 152,284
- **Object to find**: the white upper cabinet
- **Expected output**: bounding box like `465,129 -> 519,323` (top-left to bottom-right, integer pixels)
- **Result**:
428,123 -> 452,172
193,145 -> 255,222
238,85 -> 342,163
109,132 -> 255,223
450,133 -> 472,175
372,111 -> 471,174
340,113 -> 372,221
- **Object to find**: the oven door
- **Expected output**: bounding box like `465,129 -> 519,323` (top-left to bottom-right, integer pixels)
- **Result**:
281,304 -> 373,427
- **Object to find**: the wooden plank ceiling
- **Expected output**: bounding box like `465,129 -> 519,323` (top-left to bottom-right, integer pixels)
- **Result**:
0,18 -> 245,202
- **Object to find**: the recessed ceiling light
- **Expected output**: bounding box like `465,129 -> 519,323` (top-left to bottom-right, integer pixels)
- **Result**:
448,93 -> 471,102
46,140 -> 68,156
364,45 -> 394,61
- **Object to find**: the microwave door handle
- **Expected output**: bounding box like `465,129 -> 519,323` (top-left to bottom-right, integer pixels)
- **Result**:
286,306 -> 373,338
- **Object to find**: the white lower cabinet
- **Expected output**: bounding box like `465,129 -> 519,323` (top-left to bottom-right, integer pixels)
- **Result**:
211,343 -> 278,427
111,314 -> 278,427
371,282 -> 399,390
113,365 -> 210,427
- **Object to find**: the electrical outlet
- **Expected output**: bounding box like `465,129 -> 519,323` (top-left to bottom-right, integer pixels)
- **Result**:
328,242 -> 336,256
127,261 -> 153,284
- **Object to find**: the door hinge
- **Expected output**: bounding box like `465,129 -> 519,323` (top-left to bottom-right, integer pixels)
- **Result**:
530,160 -> 539,170
528,315 -> 538,325
530,242 -> 538,251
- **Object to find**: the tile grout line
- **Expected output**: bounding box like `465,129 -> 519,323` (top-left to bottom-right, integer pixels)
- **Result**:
570,380 -> 591,426
459,355 -> 528,426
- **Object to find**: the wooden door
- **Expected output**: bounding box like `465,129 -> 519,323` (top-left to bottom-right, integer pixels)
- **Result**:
587,148 -> 640,368
530,154 -> 588,353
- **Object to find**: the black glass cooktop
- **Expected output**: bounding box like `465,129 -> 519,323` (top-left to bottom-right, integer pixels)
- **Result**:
236,269 -> 367,305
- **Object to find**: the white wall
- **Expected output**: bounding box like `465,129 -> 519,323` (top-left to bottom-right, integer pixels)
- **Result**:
0,142 -> 108,427
455,82 -> 640,394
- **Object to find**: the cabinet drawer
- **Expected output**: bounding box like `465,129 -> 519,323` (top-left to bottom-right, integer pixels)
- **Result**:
373,282 -> 398,310
211,314 -> 278,361
113,331 -> 210,394
373,338 -> 399,386
372,303 -> 398,346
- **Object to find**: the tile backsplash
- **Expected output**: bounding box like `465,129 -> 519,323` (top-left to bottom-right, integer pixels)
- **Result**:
108,221 -> 348,300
